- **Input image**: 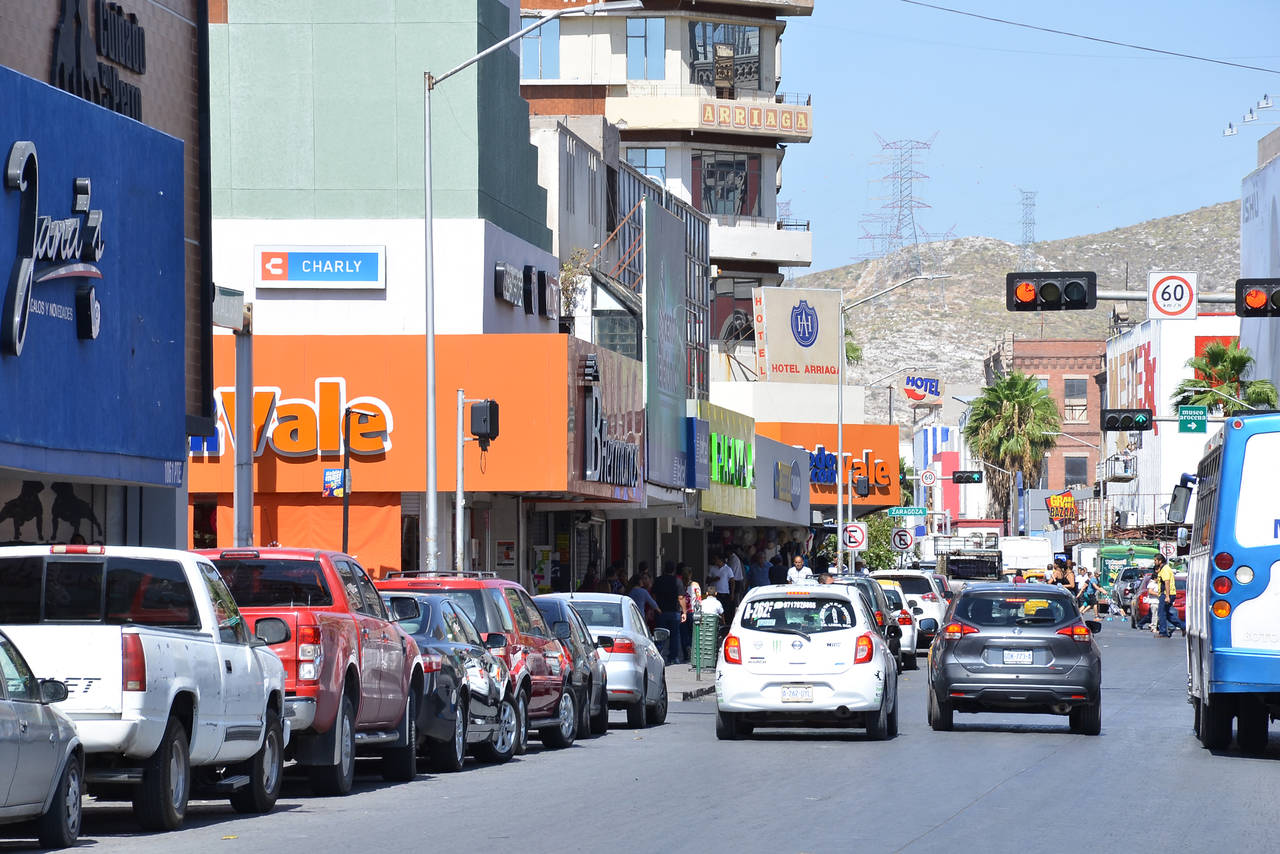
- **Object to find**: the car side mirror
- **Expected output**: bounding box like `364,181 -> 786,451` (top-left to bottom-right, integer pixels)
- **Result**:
1086,620 -> 1102,634
254,616 -> 291,646
912,606 -> 924,615
484,632 -> 508,650
653,627 -> 671,644
595,635 -> 615,650
552,620 -> 571,641
887,623 -> 902,639
1167,484 -> 1192,524
1177,526 -> 1190,548
388,596 -> 421,622
918,618 -> 938,633
39,679 -> 68,704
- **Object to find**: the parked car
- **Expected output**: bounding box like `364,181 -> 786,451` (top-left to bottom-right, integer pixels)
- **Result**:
838,574 -> 905,671
716,584 -> 899,740
875,579 -> 920,670
1130,572 -> 1187,629
201,548 -> 424,795
534,595 -> 609,738
1111,566 -> 1147,617
928,583 -> 1102,734
375,573 -> 575,753
873,571 -> 947,649
0,629 -> 83,849
380,593 -> 517,770
542,592 -> 669,729
0,545 -> 287,831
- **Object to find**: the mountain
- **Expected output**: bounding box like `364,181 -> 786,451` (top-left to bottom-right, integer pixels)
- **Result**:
788,200 -> 1240,410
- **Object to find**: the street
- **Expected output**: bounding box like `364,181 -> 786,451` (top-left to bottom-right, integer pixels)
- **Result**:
8,620 -> 1269,854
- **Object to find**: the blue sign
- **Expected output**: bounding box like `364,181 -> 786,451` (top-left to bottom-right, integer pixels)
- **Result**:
790,299 -> 819,347
0,66 -> 185,485
322,468 -> 348,498
685,417 -> 711,490
258,246 -> 385,289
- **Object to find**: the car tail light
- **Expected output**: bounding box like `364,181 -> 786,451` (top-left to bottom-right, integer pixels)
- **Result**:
1212,600 -> 1232,618
123,633 -> 146,692
723,634 -> 742,665
897,610 -> 912,626
50,544 -> 104,555
610,638 -> 637,656
422,653 -> 444,673
1056,623 -> 1092,642
854,632 -> 875,664
218,549 -> 261,559
942,622 -> 979,640
921,592 -> 938,602
297,624 -> 321,681
1214,552 -> 1234,571
1213,576 -> 1232,595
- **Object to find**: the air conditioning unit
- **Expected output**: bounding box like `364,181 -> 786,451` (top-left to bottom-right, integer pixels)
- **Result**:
1116,511 -> 1139,529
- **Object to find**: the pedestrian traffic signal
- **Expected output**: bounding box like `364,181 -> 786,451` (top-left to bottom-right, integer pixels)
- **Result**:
1006,272 -> 1097,311
470,400 -> 500,450
952,470 -> 983,484
1101,408 -> 1153,432
1235,279 -> 1280,317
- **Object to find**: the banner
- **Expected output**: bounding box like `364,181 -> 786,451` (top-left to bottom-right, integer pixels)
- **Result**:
643,200 -> 689,488
1045,490 -> 1079,522
752,287 -> 840,383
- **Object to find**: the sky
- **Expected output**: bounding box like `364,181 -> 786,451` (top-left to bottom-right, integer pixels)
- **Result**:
783,0 -> 1280,273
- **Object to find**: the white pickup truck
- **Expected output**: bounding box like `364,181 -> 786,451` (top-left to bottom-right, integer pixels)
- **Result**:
0,545 -> 288,831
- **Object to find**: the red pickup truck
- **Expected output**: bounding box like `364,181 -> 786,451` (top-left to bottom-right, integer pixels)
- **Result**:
200,548 -> 425,795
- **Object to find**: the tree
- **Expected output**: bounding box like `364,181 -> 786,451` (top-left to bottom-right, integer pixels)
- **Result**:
898,457 -> 914,507
862,513 -> 898,572
961,372 -> 1061,531
1170,340 -> 1278,415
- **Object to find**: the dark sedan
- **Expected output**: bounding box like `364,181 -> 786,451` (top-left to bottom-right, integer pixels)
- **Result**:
928,584 -> 1102,734
380,593 -> 517,770
534,595 -> 609,740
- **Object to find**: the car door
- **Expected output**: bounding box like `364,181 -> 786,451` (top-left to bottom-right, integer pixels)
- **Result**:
627,601 -> 663,698
334,560 -> 386,726
502,588 -> 554,717
352,561 -> 407,725
443,603 -> 496,719
0,635 -> 60,808
197,562 -> 267,755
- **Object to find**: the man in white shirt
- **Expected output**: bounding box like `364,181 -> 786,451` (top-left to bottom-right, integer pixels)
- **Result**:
726,549 -> 744,602
706,554 -> 732,596
701,587 -> 725,621
786,554 -> 813,584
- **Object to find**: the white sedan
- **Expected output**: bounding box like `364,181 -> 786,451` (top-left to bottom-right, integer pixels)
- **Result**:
715,584 -> 899,740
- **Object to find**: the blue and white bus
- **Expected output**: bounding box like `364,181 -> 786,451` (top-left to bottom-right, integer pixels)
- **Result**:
1170,412 -> 1280,754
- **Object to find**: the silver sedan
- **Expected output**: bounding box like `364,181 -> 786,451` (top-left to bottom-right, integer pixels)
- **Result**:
542,593 -> 669,729
0,630 -> 83,848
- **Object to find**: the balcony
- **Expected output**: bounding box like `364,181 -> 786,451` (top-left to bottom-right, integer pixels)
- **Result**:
606,84 -> 813,141
709,214 -> 811,266
699,0 -> 815,14
1099,454 -> 1136,483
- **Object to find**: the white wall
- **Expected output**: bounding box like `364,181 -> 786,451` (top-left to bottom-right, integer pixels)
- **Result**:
710,380 -> 866,423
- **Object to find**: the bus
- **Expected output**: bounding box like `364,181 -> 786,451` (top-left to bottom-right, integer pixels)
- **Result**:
1169,412 -> 1280,755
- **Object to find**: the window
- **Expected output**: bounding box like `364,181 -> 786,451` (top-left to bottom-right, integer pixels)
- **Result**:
351,563 -> 387,620
688,21 -> 760,90
212,558 -> 333,607
1064,377 -> 1089,422
520,16 -> 559,80
200,563 -> 249,644
0,638 -> 39,702
574,601 -> 624,628
1064,455 -> 1090,488
1035,376 -> 1049,391
45,561 -> 103,621
104,558 -> 199,628
503,588 -> 534,633
627,17 -> 664,80
451,604 -> 483,647
486,588 -> 515,632
956,593 -> 1073,627
739,597 -> 856,633
625,147 -> 666,184
691,150 -> 762,217
0,557 -> 46,623
332,561 -> 365,611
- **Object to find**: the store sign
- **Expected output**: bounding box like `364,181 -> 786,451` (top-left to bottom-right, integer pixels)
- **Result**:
537,270 -> 559,319
685,417 -> 710,490
773,460 -> 802,510
1045,490 -> 1078,522
52,0 -> 147,120
711,431 -> 753,488
752,287 -> 840,383
699,99 -> 813,138
694,400 -> 754,518
493,262 -> 524,308
257,246 -> 385,290
583,384 -> 639,487
807,445 -> 892,495
901,373 -> 945,406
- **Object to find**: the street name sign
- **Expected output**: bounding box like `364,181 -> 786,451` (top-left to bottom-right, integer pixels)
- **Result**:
887,506 -> 927,517
1179,405 -> 1208,433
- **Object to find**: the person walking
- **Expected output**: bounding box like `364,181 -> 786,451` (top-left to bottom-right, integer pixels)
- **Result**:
627,573 -> 660,629
786,553 -> 813,584
1077,569 -> 1101,620
726,548 -> 744,604
678,565 -> 700,659
749,553 -> 773,589
706,553 -> 733,599
1155,554 -> 1186,638
1144,571 -> 1161,634
652,561 -> 687,665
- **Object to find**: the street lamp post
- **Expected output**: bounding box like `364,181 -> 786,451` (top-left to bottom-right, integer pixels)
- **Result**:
1184,386 -> 1259,412
420,0 -> 642,572
342,406 -> 378,554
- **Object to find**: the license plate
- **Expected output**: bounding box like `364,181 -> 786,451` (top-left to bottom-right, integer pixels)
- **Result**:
780,684 -> 813,703
1003,649 -> 1033,665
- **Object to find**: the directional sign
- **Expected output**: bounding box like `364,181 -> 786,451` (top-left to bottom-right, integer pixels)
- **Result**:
1179,405 -> 1208,434
842,523 -> 868,550
890,528 -> 915,552
887,506 -> 927,517
920,470 -> 937,487
1148,271 -> 1198,320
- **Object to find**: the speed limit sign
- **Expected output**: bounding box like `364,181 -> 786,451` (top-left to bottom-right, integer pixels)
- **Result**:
1148,271 -> 1197,320
890,528 -> 915,552
920,469 -> 937,487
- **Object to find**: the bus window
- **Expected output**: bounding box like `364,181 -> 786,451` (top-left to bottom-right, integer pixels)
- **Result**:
1234,432 -> 1280,548
1191,445 -> 1221,550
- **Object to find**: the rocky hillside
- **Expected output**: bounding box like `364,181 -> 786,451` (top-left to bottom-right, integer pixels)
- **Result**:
790,200 -> 1240,413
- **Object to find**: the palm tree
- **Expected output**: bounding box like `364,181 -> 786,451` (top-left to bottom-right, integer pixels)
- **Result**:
961,372 -> 1061,530
1170,340 -> 1277,414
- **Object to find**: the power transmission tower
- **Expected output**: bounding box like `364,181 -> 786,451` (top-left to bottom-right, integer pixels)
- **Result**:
1018,189 -> 1037,270
858,134 -> 938,275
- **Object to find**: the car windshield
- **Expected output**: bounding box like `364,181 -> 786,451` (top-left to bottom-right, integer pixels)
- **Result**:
740,596 -> 856,635
571,601 -> 623,628
883,575 -> 932,595
957,593 -> 1073,627
212,559 -> 333,607
881,588 -> 904,609
442,588 -> 490,633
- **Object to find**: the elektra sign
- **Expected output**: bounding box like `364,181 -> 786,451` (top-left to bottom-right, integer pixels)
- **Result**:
584,384 -> 639,487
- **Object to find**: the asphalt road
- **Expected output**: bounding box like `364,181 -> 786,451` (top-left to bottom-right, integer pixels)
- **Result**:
6,617 -> 1276,854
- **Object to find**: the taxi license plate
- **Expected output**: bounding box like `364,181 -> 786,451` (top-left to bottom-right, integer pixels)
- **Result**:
780,685 -> 813,703
1003,649 -> 1033,665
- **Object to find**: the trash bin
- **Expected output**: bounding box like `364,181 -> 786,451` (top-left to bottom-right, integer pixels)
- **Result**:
691,612 -> 720,676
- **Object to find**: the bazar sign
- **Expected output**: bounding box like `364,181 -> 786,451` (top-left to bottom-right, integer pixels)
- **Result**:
257,246 -> 385,289
699,99 -> 812,137
901,373 -> 945,406
191,379 -> 393,459
584,383 -> 639,487
1045,491 -> 1078,522
751,287 -> 840,383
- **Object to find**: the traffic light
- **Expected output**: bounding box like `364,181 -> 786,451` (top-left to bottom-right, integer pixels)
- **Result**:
1235,279 -> 1280,317
1006,272 -> 1097,311
952,470 -> 983,484
470,400 -> 499,450
1101,408 -> 1152,432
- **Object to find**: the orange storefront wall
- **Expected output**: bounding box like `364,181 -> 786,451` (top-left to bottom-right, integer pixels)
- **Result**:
755,422 -> 900,508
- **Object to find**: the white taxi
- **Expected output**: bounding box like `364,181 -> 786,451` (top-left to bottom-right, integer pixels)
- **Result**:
715,584 -> 899,740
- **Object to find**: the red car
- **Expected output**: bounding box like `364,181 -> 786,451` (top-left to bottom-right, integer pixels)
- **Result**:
200,548 -> 425,795
1131,572 -> 1187,629
376,573 -> 574,753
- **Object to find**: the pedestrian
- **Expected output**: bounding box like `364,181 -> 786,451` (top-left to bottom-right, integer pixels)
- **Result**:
1077,569 -> 1101,620
652,561 -> 687,665
1050,563 -> 1065,586
605,562 -> 625,594
627,572 -> 660,630
817,573 -> 834,584
787,553 -> 813,584
706,552 -> 733,598
579,563 -> 599,593
678,564 -> 700,657
701,586 -> 725,622
767,554 -> 788,586
726,548 -> 744,602
1144,571 -> 1161,634
1012,569 -> 1026,585
1155,554 -> 1186,638
749,554 -> 772,589
1064,561 -> 1077,591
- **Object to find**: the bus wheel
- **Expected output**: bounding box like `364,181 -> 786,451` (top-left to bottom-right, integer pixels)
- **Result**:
1237,697 -> 1269,756
1199,693 -> 1235,751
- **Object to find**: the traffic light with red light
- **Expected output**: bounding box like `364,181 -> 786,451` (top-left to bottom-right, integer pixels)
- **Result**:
1102,408 -> 1152,432
1006,272 -> 1097,311
1235,279 -> 1280,317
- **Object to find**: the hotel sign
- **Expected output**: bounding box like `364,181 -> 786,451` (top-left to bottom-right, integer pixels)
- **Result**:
699,99 -> 812,138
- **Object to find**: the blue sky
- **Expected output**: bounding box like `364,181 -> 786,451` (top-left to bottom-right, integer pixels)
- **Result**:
783,0 -> 1280,272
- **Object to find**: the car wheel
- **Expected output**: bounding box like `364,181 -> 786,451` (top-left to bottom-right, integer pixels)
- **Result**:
383,692 -> 419,781
903,651 -> 919,671
578,684 -> 594,738
1200,693 -> 1235,750
1237,697 -> 1269,756
540,685 -> 578,749
715,709 -> 745,740
1192,695 -> 1203,739
1130,608 -> 1137,629
133,715 -> 190,831
1070,700 -> 1102,736
626,677 -> 648,729
309,695 -> 356,796
887,693 -> 899,738
37,752 -> 82,848
930,689 -> 954,732
513,690 -> 530,756
867,697 -> 891,740
427,694 -> 467,772
589,679 -> 610,735
647,674 -> 669,727
231,707 -> 284,813
476,695 -> 517,764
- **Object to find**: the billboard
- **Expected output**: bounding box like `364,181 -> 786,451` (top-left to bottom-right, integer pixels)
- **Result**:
900,372 -> 946,407
643,199 -> 688,488
754,435 -> 810,525
751,287 -> 841,383
694,401 -> 755,518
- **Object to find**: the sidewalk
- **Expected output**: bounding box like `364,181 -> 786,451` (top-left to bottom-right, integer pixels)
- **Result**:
665,661 -> 716,701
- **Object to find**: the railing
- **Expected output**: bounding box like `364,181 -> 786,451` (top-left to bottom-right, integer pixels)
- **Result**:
1099,454 -> 1136,483
1062,402 -> 1089,422
777,218 -> 810,231
622,82 -> 811,107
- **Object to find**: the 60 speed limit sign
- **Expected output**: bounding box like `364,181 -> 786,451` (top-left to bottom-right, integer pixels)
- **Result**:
890,528 -> 915,552
1148,271 -> 1198,320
